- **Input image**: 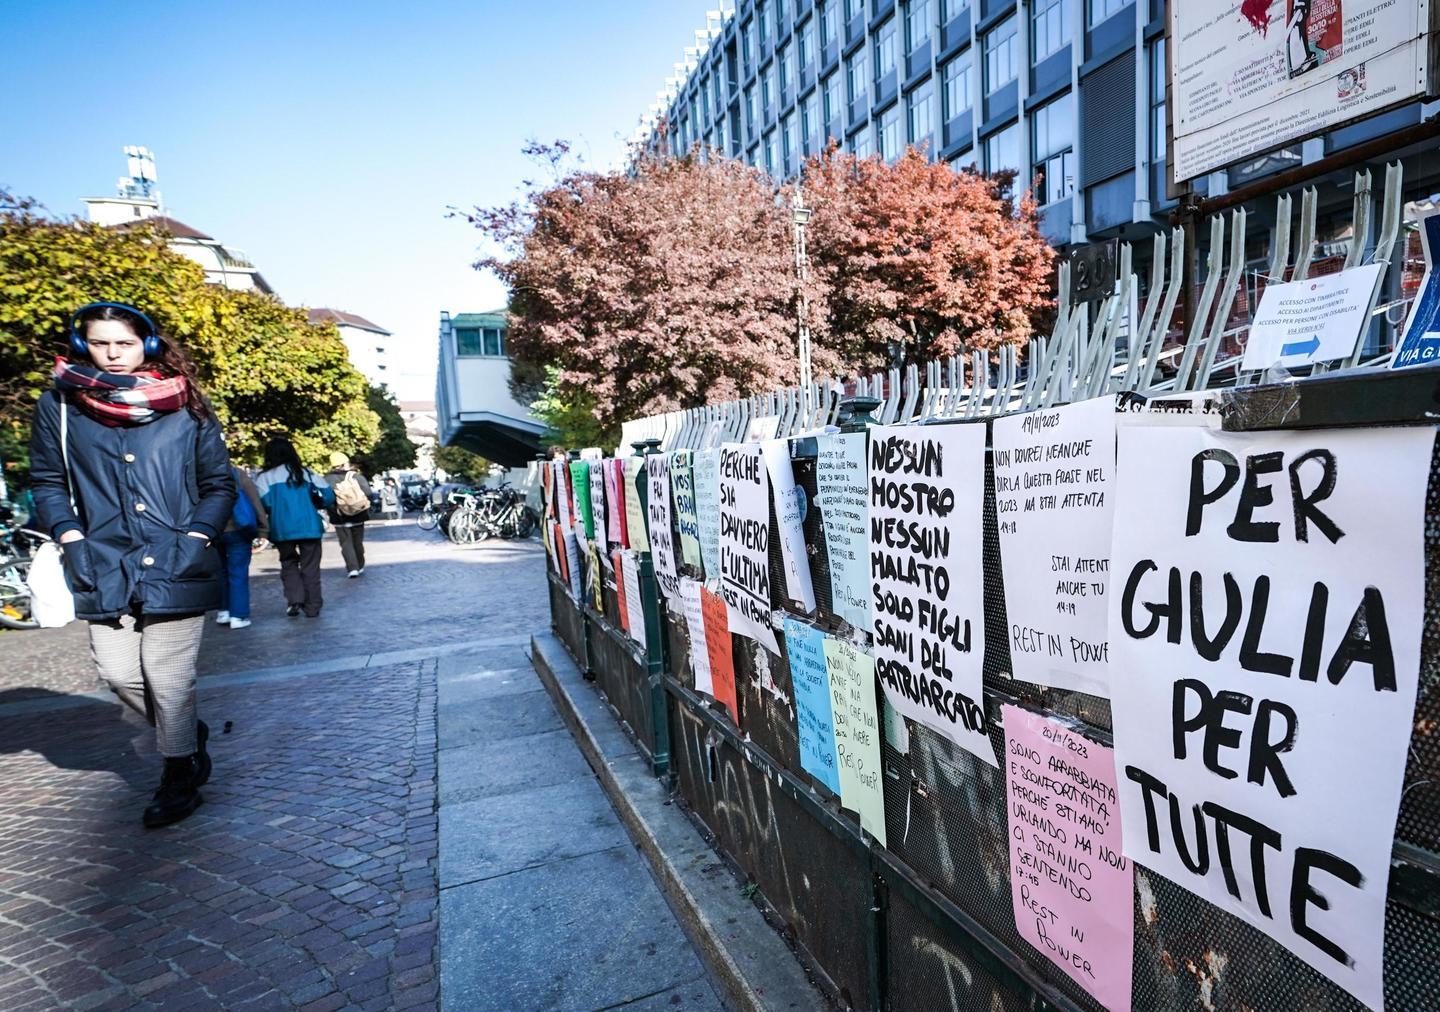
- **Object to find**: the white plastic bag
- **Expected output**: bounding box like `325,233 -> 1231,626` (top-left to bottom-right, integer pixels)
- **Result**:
26,541 -> 76,627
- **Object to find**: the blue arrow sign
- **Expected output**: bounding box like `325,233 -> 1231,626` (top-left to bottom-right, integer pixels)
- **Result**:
1281,334 -> 1321,357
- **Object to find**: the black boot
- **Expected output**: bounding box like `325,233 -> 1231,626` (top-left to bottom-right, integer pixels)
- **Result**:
143,756 -> 204,828
195,720 -> 212,787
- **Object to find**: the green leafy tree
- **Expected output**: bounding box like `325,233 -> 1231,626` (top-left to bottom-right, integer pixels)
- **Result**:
0,192 -> 379,476
432,443 -> 493,483
529,364 -> 613,450
351,385 -> 418,474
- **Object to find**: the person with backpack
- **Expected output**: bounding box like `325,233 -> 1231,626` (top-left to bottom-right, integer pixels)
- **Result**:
27,302 -> 235,828
215,464 -> 267,629
323,451 -> 372,578
253,438 -> 335,617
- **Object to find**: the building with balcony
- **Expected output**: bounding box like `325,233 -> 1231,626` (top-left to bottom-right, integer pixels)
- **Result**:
434,310 -> 546,467
638,0 -> 1440,333
307,308 -> 394,388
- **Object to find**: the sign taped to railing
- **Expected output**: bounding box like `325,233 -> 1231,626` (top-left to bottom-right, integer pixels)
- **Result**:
589,460 -> 607,550
1109,424 -> 1433,1009
693,448 -> 722,581
623,456 -> 649,553
1239,264 -> 1384,372
763,438 -> 816,613
1394,209 -> 1440,369
604,459 -> 625,547
815,431 -> 872,631
570,460 -> 594,539
718,442 -> 780,655
670,450 -> 703,571
825,637 -> 887,846
783,617 -> 841,794
992,397 -> 1116,697
869,423 -> 995,767
701,584 -> 739,723
680,577 -> 713,696
647,453 -> 680,601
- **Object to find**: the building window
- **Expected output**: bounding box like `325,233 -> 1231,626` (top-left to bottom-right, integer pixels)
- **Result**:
950,148 -> 978,172
846,49 -> 867,106
802,91 -> 820,149
1032,0 -> 1070,62
758,1 -> 769,44
983,15 -> 1017,94
799,19 -> 814,72
743,20 -> 754,72
821,0 -> 839,49
484,328 -> 505,356
713,75 -> 725,119
845,0 -> 863,21
908,77 -> 935,148
984,122 -> 1020,177
874,17 -> 897,84
779,43 -> 792,99
824,72 -> 843,127
1088,0 -> 1132,27
763,64 -> 775,110
906,0 -> 931,55
764,130 -> 777,174
456,328 -> 481,356
1150,37 -> 1166,162
1031,92 -> 1074,204
744,85 -> 757,134
853,128 -> 874,158
941,52 -> 972,121
782,111 -> 796,166
774,0 -> 784,38
939,0 -> 969,21
879,105 -> 902,160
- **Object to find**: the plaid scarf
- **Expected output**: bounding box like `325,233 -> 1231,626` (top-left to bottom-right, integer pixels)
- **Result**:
53,358 -> 189,426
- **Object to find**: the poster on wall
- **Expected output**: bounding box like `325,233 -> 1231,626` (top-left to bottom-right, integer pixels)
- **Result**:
693,449 -> 722,581
762,438 -> 816,613
620,548 -> 647,648
1108,424 -> 1433,1009
1002,705 -> 1132,1010
823,638 -> 887,846
589,460 -> 607,551
991,397 -> 1116,698
1393,209 -> 1440,369
647,453 -> 680,601
623,457 -> 649,553
613,549 -> 630,633
782,617 -> 841,794
552,461 -> 572,532
1169,1 -> 1430,182
700,585 -> 739,724
869,423 -> 996,767
570,460 -> 594,539
1239,264 -> 1385,372
814,431 -> 872,631
717,442 -> 780,655
680,577 -> 713,695
671,450 -> 703,571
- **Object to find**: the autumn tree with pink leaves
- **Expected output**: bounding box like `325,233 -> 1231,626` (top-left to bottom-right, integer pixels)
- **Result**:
798,146 -> 1056,366
465,143 -> 1054,443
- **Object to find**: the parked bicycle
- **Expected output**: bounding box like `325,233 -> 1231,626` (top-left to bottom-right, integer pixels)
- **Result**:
446,483 -> 538,544
0,503 -> 50,630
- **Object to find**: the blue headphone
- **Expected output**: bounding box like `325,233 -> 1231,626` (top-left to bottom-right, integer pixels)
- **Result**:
69,302 -> 162,359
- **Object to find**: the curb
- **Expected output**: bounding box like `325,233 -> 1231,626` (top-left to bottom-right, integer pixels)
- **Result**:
529,632 -> 831,1012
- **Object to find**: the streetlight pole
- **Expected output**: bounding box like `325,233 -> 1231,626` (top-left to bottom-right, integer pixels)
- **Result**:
791,184 -> 813,418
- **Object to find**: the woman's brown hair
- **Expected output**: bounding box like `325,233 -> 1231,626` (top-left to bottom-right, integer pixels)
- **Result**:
77,304 -> 215,422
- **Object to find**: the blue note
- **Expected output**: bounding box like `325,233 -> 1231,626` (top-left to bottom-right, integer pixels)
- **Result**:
783,616 -> 841,795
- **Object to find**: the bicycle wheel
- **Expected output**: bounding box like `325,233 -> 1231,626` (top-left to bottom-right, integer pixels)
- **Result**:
417,506 -> 438,531
513,506 -> 537,539
449,507 -> 478,545
0,567 -> 37,630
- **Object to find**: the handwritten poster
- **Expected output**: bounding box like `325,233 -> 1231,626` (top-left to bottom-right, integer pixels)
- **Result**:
623,457 -> 649,553
589,460 -> 607,550
680,578 -> 713,695
717,443 -> 779,655
762,438 -> 816,612
613,549 -> 630,633
585,537 -> 602,608
693,449 -> 722,581
570,461 -> 594,539
561,530 -> 581,600
620,548 -> 647,648
700,585 -> 738,724
869,423 -> 995,767
1109,424 -> 1433,1009
992,397 -> 1116,697
604,459 -> 625,546
553,461 -> 573,532
1003,705 -> 1132,1010
671,450 -> 703,571
782,617 -> 840,794
647,453 -> 680,600
815,431 -> 871,630
823,638 -> 887,846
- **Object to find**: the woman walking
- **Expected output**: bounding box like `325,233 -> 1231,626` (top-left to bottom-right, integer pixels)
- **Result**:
215,464 -> 267,629
253,438 -> 334,617
323,451 -> 372,577
28,302 -> 235,828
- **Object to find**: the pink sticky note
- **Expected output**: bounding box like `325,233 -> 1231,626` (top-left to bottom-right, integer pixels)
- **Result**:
1002,705 -> 1133,1011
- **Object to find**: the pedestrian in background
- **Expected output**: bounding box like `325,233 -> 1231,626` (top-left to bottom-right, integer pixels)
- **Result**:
215,463 -> 267,630
324,451 -> 372,577
27,301 -> 234,828
254,438 -> 334,617
380,477 -> 401,519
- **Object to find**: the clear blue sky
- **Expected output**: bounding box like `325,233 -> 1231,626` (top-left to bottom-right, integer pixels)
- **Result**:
1,1 -> 708,400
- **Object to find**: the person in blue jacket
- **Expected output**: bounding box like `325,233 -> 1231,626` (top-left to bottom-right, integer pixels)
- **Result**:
253,438 -> 334,618
28,302 -> 235,828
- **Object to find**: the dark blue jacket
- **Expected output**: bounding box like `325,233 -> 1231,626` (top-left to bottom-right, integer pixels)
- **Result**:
28,390 -> 236,621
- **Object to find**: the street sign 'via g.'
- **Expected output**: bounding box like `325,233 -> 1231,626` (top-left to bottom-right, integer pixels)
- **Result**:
1393,210 -> 1440,369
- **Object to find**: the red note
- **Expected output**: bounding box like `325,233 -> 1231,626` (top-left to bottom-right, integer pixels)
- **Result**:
614,550 -> 629,633
700,586 -> 738,725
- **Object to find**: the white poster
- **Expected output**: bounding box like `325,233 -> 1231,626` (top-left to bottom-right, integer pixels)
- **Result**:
620,548 -> 647,647
992,398 -> 1116,697
1109,424 -> 1434,1009
869,423 -> 995,767
553,460 -> 573,532
693,448 -> 722,582
717,442 -> 780,655
762,437 -> 816,613
589,460 -> 607,551
815,431 -> 872,631
680,577 -> 713,695
647,453 -> 680,601
1239,264 -> 1385,372
1170,1 -> 1428,181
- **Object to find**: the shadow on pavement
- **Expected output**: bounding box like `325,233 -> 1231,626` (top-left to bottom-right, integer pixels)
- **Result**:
0,688 -> 157,791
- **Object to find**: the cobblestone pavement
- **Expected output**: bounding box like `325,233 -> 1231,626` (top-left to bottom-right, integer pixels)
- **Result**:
0,523 -> 548,1010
